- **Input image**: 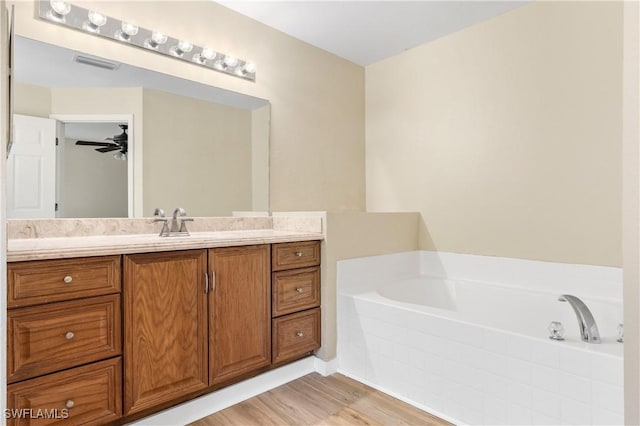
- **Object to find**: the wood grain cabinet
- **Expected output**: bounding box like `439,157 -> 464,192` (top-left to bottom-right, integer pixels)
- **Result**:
7,358 -> 122,426
271,241 -> 321,365
123,250 -> 209,415
7,240 -> 321,424
123,246 -> 273,414
209,245 -> 271,385
6,255 -> 123,425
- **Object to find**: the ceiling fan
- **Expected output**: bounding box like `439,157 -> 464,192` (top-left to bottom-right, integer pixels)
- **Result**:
75,124 -> 128,158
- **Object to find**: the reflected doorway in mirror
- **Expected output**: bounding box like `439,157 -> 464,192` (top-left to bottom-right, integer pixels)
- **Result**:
49,114 -> 133,219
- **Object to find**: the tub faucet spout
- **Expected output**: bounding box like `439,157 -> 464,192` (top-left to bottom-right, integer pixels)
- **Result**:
558,295 -> 600,343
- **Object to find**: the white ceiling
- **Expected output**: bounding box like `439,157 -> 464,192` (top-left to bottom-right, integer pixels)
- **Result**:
218,1 -> 528,66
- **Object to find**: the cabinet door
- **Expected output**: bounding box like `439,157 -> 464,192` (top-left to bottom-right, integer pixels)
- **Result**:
124,250 -> 208,415
209,245 -> 271,385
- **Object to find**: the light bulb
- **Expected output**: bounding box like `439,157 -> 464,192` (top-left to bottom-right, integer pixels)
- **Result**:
223,55 -> 238,68
113,151 -> 127,161
47,0 -> 70,22
193,48 -> 216,64
83,10 -> 107,33
116,21 -> 139,42
170,40 -> 193,57
144,32 -> 168,50
50,0 -> 71,15
178,40 -> 193,53
201,48 -> 216,61
88,11 -> 107,26
122,22 -> 139,37
152,32 -> 167,44
243,62 -> 256,74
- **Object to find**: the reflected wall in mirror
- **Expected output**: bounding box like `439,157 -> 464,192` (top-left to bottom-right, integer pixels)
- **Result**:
9,36 -> 270,219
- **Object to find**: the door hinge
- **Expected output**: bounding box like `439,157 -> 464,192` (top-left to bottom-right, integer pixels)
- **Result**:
55,137 -> 59,146
55,203 -> 59,212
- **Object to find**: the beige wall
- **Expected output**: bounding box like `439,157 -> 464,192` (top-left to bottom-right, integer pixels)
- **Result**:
59,137 -> 127,217
10,0 -> 365,213
623,1 -> 640,423
142,88 -> 252,216
14,82 -> 50,117
319,212 -> 419,360
252,105 -> 270,212
366,1 -> 622,267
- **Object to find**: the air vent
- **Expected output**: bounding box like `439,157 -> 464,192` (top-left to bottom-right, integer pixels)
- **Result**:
73,55 -> 120,71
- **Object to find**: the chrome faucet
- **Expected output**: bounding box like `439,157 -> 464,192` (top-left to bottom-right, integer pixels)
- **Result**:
153,207 -> 193,236
170,207 -> 193,236
558,295 -> 600,343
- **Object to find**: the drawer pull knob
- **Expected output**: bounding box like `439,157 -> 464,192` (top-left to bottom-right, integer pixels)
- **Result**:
63,275 -> 73,283
65,400 -> 74,409
296,331 -> 304,338
296,287 -> 303,293
65,331 -> 75,340
295,251 -> 302,257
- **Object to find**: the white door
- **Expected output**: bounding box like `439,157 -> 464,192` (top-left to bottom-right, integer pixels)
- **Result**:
7,114 -> 56,218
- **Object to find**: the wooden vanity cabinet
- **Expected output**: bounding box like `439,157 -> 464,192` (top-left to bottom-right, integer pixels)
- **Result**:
7,240 -> 320,424
6,256 -> 123,425
271,241 -> 321,365
123,245 -> 272,415
208,245 -> 271,385
123,250 -> 208,415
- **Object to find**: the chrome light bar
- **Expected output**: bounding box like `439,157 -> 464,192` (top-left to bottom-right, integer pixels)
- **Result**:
38,0 -> 257,81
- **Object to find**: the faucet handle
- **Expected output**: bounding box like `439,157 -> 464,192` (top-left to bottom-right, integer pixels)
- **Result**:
153,217 -> 170,236
178,217 -> 194,234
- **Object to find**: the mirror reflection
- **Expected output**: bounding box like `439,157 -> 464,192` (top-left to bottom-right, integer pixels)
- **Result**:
9,36 -> 270,219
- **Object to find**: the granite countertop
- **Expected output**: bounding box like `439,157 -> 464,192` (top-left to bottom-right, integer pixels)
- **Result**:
7,229 -> 323,262
6,215 -> 325,262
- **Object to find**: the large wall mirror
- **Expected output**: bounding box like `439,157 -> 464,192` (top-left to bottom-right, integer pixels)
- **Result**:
8,36 -> 270,219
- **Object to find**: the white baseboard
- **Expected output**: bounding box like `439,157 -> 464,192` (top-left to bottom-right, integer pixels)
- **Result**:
314,357 -> 338,376
128,357 -> 316,425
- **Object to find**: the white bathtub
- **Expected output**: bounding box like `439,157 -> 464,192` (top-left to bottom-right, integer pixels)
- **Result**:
337,251 -> 623,425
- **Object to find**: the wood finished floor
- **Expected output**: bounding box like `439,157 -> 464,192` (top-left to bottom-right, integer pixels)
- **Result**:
188,373 -> 452,426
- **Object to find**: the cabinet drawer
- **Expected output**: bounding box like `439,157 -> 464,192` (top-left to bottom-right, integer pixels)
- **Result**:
8,295 -> 121,383
272,267 -> 320,317
272,241 -> 320,271
272,308 -> 320,365
8,256 -> 121,308
7,357 -> 122,426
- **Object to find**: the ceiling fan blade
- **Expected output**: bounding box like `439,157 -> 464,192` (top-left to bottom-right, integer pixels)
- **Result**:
76,140 -> 117,147
96,146 -> 121,153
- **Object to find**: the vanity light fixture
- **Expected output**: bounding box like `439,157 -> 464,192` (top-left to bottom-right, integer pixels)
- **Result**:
116,21 -> 139,42
37,0 -> 257,81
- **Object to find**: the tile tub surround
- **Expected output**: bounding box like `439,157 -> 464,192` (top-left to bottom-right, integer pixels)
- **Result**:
337,251 -> 623,425
6,216 -> 323,261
